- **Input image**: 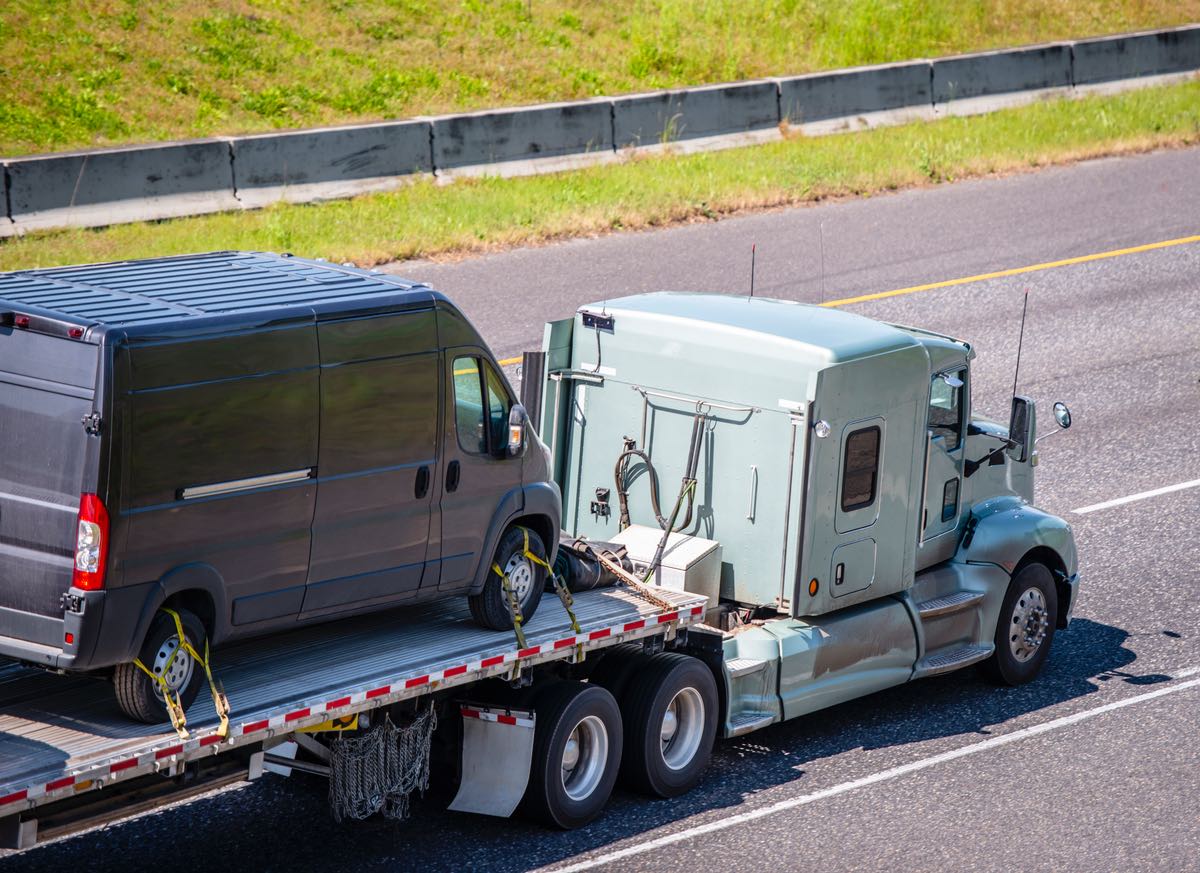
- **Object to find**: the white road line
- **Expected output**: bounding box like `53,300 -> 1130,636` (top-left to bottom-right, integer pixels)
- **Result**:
542,671 -> 1200,873
1073,478 -> 1200,514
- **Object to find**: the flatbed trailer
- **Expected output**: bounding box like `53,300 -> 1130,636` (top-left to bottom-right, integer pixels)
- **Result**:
0,584 -> 707,848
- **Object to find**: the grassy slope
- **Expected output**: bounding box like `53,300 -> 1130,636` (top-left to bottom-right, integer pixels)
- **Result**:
2,0 -> 1198,155
2,81 -> 1197,272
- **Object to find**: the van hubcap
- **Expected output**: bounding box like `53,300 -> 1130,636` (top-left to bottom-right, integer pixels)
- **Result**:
1009,587 -> 1049,663
503,553 -> 534,601
151,636 -> 195,699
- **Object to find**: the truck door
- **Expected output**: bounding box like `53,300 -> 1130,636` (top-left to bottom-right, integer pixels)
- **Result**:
919,369 -> 966,566
434,351 -> 525,592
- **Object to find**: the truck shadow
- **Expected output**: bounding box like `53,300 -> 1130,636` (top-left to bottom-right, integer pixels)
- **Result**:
2,617 -> 1175,873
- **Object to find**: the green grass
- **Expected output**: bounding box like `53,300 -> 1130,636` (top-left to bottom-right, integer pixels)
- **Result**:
2,0 -> 1198,155
2,82 -> 1198,272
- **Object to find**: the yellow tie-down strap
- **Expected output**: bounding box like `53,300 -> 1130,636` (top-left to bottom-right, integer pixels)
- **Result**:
133,607 -> 231,741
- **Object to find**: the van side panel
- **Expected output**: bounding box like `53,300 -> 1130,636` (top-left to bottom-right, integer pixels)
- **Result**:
301,310 -> 441,616
120,323 -> 319,636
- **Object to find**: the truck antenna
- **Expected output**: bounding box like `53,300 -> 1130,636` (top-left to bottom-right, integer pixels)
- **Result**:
1011,290 -> 1030,400
749,243 -> 757,298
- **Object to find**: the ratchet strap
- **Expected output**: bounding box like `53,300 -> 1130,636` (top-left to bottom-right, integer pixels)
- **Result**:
133,607 -> 230,741
492,561 -> 528,650
492,528 -> 577,653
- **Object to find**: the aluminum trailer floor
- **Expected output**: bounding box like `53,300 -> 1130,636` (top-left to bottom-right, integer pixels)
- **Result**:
0,586 -> 705,818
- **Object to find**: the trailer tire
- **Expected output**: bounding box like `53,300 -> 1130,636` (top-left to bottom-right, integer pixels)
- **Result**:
113,608 -> 207,724
620,653 -> 717,798
523,681 -> 622,829
586,644 -> 646,702
981,562 -> 1059,686
470,526 -> 547,631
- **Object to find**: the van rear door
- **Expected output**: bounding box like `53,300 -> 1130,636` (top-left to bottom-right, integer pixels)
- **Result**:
0,327 -> 99,648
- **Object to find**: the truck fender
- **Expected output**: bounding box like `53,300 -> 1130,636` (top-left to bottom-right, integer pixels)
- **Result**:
467,481 -> 562,596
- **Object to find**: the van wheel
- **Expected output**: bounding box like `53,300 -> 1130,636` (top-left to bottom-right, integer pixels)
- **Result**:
523,681 -> 622,829
619,653 -> 717,798
113,608 -> 207,724
981,562 -> 1059,686
469,526 -> 547,631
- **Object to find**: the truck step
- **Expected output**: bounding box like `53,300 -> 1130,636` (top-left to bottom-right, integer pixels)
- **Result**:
727,711 -> 777,737
916,643 -> 992,677
917,590 -> 985,619
726,657 -> 769,679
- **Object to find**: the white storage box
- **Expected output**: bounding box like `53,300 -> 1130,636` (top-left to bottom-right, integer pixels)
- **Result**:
609,525 -> 723,607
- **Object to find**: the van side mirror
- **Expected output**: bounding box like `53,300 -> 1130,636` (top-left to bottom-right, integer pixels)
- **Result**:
503,404 -> 529,458
1007,396 -> 1034,463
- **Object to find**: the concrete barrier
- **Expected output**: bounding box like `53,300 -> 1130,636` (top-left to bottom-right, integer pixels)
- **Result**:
613,80 -> 779,148
231,121 -> 433,208
778,61 -> 932,132
1073,26 -> 1200,86
432,99 -> 612,172
6,140 -> 237,233
933,43 -> 1072,114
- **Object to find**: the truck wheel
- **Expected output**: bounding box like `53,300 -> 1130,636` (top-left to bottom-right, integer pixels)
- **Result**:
113,608 -> 207,724
470,526 -> 547,631
981,562 -> 1059,686
523,681 -> 622,829
619,653 -> 717,798
586,644 -> 646,702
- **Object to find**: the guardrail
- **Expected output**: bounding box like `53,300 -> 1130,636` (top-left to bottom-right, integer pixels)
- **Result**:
1,25 -> 1197,238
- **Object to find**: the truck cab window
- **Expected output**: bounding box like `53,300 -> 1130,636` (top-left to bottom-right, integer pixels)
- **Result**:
453,356 -> 488,454
929,370 -> 965,451
841,426 -> 881,512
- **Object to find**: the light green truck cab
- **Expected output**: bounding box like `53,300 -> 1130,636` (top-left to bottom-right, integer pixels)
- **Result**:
540,293 -> 1078,738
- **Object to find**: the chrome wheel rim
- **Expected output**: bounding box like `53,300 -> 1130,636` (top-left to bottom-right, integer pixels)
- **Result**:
150,635 -> 195,700
1009,586 -> 1049,663
661,687 -> 705,771
504,552 -> 534,602
561,714 -> 608,801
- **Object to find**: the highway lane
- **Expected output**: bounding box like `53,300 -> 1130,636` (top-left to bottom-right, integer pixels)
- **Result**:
5,146 -> 1199,872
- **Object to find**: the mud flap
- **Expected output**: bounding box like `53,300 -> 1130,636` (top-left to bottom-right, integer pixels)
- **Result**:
448,704 -> 535,818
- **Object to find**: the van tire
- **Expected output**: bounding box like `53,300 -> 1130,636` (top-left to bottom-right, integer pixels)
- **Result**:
469,526 -> 547,631
113,608 -> 207,724
981,562 -> 1059,686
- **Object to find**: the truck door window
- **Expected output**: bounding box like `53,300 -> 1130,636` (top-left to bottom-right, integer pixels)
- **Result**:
841,426 -> 881,512
453,357 -> 488,454
929,371 -> 965,450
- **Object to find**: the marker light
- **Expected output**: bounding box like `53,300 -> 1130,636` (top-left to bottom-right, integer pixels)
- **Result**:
72,493 -> 109,591
809,578 -> 819,596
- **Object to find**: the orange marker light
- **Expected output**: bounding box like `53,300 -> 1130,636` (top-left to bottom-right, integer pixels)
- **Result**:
808,578 -> 819,596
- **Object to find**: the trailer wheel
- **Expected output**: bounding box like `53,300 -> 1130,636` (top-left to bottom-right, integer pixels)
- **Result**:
470,526 -> 547,631
586,644 -> 645,702
981,562 -> 1059,686
113,608 -> 207,724
620,653 -> 717,798
523,681 -> 622,829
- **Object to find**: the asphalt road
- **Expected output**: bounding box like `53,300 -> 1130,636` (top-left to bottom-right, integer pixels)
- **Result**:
6,146 -> 1200,872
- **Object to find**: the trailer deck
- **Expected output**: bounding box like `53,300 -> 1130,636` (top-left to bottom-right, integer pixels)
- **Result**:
0,585 -> 705,819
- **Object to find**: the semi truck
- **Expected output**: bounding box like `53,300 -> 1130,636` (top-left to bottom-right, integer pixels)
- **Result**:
0,271 -> 1077,850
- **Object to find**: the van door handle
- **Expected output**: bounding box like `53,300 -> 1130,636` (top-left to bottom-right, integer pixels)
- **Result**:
414,465 -> 430,499
446,460 -> 461,493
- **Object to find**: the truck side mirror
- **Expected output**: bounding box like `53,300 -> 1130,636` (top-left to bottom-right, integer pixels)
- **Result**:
1053,401 -> 1072,429
504,404 -> 529,458
1007,396 -> 1034,463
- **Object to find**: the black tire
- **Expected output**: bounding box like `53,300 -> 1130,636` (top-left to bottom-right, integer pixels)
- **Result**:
523,681 -> 622,829
469,526 -> 547,631
586,644 -> 647,703
113,608 -> 207,724
619,652 -> 718,798
981,562 -> 1059,686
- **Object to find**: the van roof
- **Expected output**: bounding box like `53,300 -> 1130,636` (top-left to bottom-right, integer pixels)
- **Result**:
587,292 -> 920,363
0,251 -> 433,333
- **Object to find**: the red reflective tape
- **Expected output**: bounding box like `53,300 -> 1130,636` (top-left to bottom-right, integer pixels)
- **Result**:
46,776 -> 74,791
405,675 -> 429,689
518,646 -> 541,658
589,628 -> 611,641
657,611 -> 679,624
326,696 -> 352,709
200,734 -> 222,747
481,655 -> 505,668
554,637 -> 577,650
155,745 -> 184,760
0,790 -> 27,806
366,686 -> 391,699
285,708 -> 311,722
624,620 -> 645,632
497,714 -> 517,726
110,759 -> 138,773
460,708 -> 481,720
691,605 -> 704,615
243,720 -> 269,734
444,664 -> 468,678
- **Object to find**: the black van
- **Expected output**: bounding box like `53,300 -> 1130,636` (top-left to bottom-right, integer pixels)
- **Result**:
0,252 -> 560,722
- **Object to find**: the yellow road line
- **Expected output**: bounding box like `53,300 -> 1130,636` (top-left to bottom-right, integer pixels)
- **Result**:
497,355 -> 522,366
819,233 -> 1200,308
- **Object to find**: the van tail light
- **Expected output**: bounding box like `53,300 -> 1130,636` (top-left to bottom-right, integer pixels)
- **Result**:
72,493 -> 109,591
